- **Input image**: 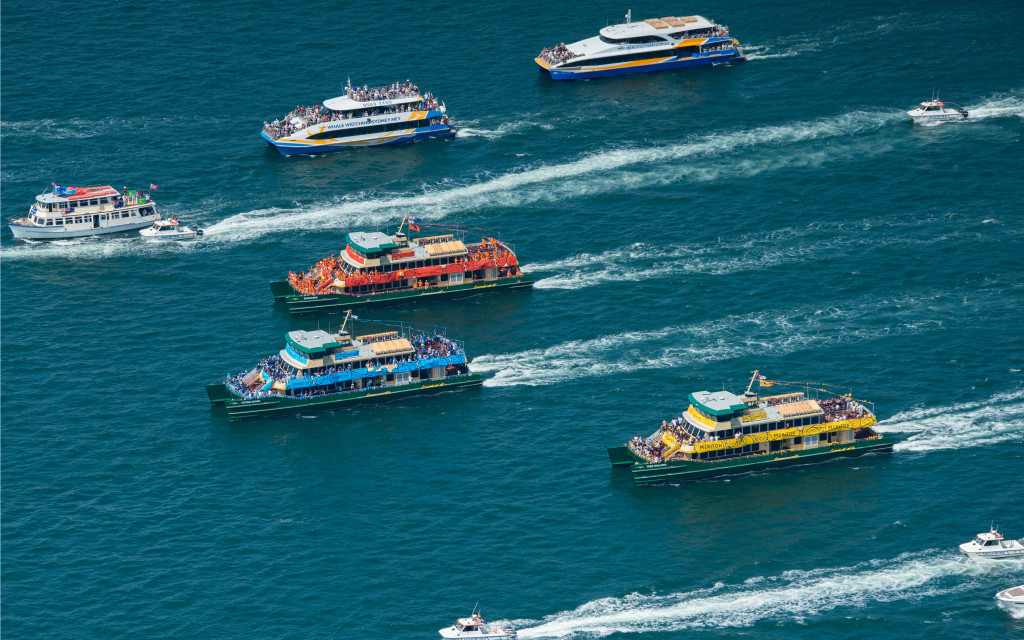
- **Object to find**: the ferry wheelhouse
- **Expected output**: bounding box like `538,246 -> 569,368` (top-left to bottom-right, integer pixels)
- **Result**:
205,314 -> 480,420
535,11 -> 743,80
269,217 -> 531,314
607,372 -> 892,484
260,81 -> 454,155
9,185 -> 159,240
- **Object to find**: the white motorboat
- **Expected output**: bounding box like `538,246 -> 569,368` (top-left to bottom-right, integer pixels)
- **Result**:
907,95 -> 968,124
139,218 -> 203,241
959,525 -> 1024,560
439,613 -> 516,640
996,585 -> 1024,612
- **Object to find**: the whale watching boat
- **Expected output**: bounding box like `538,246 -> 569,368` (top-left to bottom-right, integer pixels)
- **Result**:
261,80 -> 454,155
535,11 -> 743,80
269,217 -> 531,314
439,612 -> 516,640
996,585 -> 1024,612
907,93 -> 968,124
959,526 -> 1024,560
9,184 -> 159,240
607,371 -> 892,484
205,313 -> 481,419
139,217 -> 203,241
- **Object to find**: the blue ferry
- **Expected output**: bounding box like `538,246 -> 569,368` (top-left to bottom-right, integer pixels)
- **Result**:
260,81 -> 455,155
535,11 -> 744,80
206,313 -> 480,419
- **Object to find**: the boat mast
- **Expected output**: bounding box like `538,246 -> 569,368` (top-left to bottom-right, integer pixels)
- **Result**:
625,9 -> 631,24
339,310 -> 352,334
744,370 -> 760,395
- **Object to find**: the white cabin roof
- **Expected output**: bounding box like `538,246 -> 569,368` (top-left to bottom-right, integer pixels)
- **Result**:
322,94 -> 421,111
599,15 -> 712,39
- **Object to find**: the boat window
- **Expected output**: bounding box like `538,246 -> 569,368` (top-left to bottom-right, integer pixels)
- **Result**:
45,218 -> 53,225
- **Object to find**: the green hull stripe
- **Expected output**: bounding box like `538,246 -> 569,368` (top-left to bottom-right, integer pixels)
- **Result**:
270,277 -> 533,313
623,438 -> 893,484
216,375 -> 483,420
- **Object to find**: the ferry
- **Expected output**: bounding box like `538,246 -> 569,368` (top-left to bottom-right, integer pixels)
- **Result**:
269,217 -> 531,314
261,80 -> 454,155
535,11 -> 744,80
205,313 -> 481,420
607,372 -> 892,484
9,184 -> 159,240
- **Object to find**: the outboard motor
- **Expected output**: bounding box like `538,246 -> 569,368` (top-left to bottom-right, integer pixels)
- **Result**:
196,228 -> 205,237
959,108 -> 969,118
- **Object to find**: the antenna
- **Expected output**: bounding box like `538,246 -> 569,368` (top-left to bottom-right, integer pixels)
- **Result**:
626,9 -> 631,24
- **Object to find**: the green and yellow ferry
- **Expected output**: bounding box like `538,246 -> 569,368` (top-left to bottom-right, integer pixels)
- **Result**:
607,372 -> 892,484
269,216 -> 532,314
205,313 -> 481,420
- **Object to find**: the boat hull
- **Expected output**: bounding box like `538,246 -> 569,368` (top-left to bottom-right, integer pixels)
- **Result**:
959,548 -> 1024,560
270,275 -> 533,314
9,219 -> 154,240
208,374 -> 483,420
540,50 -> 744,80
609,437 -> 893,484
262,125 -> 455,155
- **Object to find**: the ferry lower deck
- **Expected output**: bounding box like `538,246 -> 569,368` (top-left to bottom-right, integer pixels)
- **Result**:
271,274 -> 533,314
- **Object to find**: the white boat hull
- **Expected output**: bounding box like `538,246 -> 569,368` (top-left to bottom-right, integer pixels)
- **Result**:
959,544 -> 1024,560
9,219 -> 154,240
140,229 -> 199,241
997,585 -> 1024,611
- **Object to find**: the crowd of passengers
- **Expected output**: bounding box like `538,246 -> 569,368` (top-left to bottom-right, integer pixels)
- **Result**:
226,333 -> 464,400
288,238 -> 521,295
539,43 -> 576,65
263,83 -> 444,140
627,395 -> 868,462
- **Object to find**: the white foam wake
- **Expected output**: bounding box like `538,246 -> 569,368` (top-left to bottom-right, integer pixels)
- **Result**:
880,389 -> 1024,453
470,293 -> 948,387
517,550 -> 1019,637
525,214 -> 989,290
964,94 -> 1024,121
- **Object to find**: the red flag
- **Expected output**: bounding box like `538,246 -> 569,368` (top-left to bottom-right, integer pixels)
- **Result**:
409,223 -> 421,232
150,184 -> 158,191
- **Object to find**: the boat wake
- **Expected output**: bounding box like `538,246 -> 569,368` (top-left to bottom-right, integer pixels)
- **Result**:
963,94 -> 1024,121
515,550 -> 1020,637
525,214 -> 987,290
457,119 -> 556,139
470,292 -> 950,387
880,389 -> 1024,453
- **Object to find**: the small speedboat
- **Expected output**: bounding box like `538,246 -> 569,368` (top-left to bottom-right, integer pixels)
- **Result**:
907,95 -> 968,124
996,585 -> 1024,612
439,613 -> 516,640
959,525 -> 1024,560
139,218 -> 203,241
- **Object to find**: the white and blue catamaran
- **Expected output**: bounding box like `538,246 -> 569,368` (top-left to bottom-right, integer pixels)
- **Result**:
261,80 -> 454,155
536,10 -> 744,80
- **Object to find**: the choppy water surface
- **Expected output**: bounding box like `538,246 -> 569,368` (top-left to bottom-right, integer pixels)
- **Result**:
2,1 -> 1023,638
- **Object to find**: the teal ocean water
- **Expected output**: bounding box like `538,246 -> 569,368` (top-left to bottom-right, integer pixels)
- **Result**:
3,1 -> 1024,638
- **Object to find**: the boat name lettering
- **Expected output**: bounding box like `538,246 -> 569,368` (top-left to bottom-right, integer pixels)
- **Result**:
620,42 -> 671,51
741,411 -> 767,422
327,116 -> 404,131
693,417 -> 874,453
